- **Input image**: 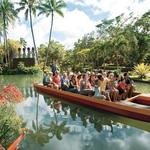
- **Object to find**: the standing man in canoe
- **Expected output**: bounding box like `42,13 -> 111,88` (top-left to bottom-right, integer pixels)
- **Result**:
51,60 -> 59,75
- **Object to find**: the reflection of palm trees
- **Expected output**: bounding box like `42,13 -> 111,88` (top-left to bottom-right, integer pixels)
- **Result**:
68,103 -> 115,133
40,96 -> 69,140
57,100 -> 113,133
70,106 -> 78,121
43,96 -> 116,137
44,97 -> 69,140
30,121 -> 50,146
29,94 -> 51,146
46,120 -> 69,140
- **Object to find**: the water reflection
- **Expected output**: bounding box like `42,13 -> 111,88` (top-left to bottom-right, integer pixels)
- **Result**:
17,94 -> 150,150
18,94 -> 69,149
0,75 -> 40,98
1,74 -> 149,149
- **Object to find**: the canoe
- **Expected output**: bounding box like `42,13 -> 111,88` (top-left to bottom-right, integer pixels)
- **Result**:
7,134 -> 25,150
127,94 -> 150,106
34,84 -> 150,122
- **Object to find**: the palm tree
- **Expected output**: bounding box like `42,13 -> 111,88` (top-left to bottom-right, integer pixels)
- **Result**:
17,0 -> 38,64
0,18 -> 3,43
46,99 -> 69,140
20,37 -> 27,48
0,0 -> 18,65
38,0 -> 66,69
29,94 -> 51,146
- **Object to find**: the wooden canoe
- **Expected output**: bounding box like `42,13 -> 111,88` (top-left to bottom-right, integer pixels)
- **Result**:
7,134 -> 25,150
34,84 -> 150,122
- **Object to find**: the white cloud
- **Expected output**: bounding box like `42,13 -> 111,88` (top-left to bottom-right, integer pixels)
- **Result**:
53,9 -> 96,48
67,0 -> 150,18
8,8 -> 96,49
7,0 -> 149,49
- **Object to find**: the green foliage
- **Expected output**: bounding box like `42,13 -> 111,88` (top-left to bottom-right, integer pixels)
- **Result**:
0,0 -> 18,65
67,11 -> 150,71
144,52 -> 150,64
0,104 -> 23,148
0,39 -> 21,64
20,37 -> 27,48
0,62 -> 40,75
134,63 -> 150,79
17,0 -> 39,64
7,39 -> 22,61
38,41 -> 65,67
17,62 -> 40,74
37,0 -> 66,67
0,44 -> 4,63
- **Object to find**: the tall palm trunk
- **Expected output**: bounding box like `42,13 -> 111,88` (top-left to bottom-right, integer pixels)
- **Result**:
2,14 -> 8,64
29,7 -> 38,64
44,11 -> 54,70
5,33 -> 10,67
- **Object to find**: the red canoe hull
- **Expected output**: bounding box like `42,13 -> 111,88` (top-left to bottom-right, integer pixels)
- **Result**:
34,84 -> 150,122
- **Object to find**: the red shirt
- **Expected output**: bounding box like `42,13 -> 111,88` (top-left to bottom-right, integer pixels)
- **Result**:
53,75 -> 61,86
118,82 -> 126,90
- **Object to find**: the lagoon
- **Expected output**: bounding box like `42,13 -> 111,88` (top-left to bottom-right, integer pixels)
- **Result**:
0,75 -> 150,150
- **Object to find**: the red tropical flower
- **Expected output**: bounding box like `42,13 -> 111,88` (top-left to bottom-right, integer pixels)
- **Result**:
0,85 -> 23,105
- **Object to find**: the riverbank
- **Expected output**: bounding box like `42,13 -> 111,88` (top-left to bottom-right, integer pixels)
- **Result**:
131,77 -> 150,84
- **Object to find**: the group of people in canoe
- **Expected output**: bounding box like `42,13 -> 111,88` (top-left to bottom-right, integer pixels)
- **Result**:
43,67 -> 134,102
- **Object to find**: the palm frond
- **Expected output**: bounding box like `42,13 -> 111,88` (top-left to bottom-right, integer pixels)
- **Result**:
25,9 -> 29,20
55,9 -> 64,17
16,6 -> 25,13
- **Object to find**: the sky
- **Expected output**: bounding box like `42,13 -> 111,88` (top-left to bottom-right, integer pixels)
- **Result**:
8,0 -> 150,49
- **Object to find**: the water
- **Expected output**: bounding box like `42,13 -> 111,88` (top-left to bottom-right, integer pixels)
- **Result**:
134,82 -> 150,93
0,75 -> 150,150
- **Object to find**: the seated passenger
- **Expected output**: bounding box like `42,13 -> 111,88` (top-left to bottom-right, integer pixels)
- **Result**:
61,73 -> 69,90
124,72 -> 134,97
43,71 -> 50,86
94,79 -> 106,99
107,73 -> 119,101
52,71 -> 61,89
76,74 -> 82,91
80,74 -> 95,96
68,74 -> 78,93
47,72 -> 54,87
89,73 -> 96,90
117,76 -> 127,100
97,74 -> 111,101
114,73 -> 119,88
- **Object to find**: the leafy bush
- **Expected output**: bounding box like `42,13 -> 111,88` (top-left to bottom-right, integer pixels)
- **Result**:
17,62 -> 40,74
134,63 -> 150,79
0,62 -> 41,75
0,85 -> 24,148
0,104 -> 23,148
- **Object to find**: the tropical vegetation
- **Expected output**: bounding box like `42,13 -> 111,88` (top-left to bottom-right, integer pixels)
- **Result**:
17,0 -> 39,64
0,104 -> 23,148
0,85 -> 23,148
134,63 -> 150,79
37,0 -> 66,69
0,0 -> 18,67
0,0 -> 149,75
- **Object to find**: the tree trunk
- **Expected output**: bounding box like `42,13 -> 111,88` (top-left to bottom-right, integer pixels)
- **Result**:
44,11 -> 54,70
3,14 -> 8,64
5,33 -> 10,68
29,8 -> 38,64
